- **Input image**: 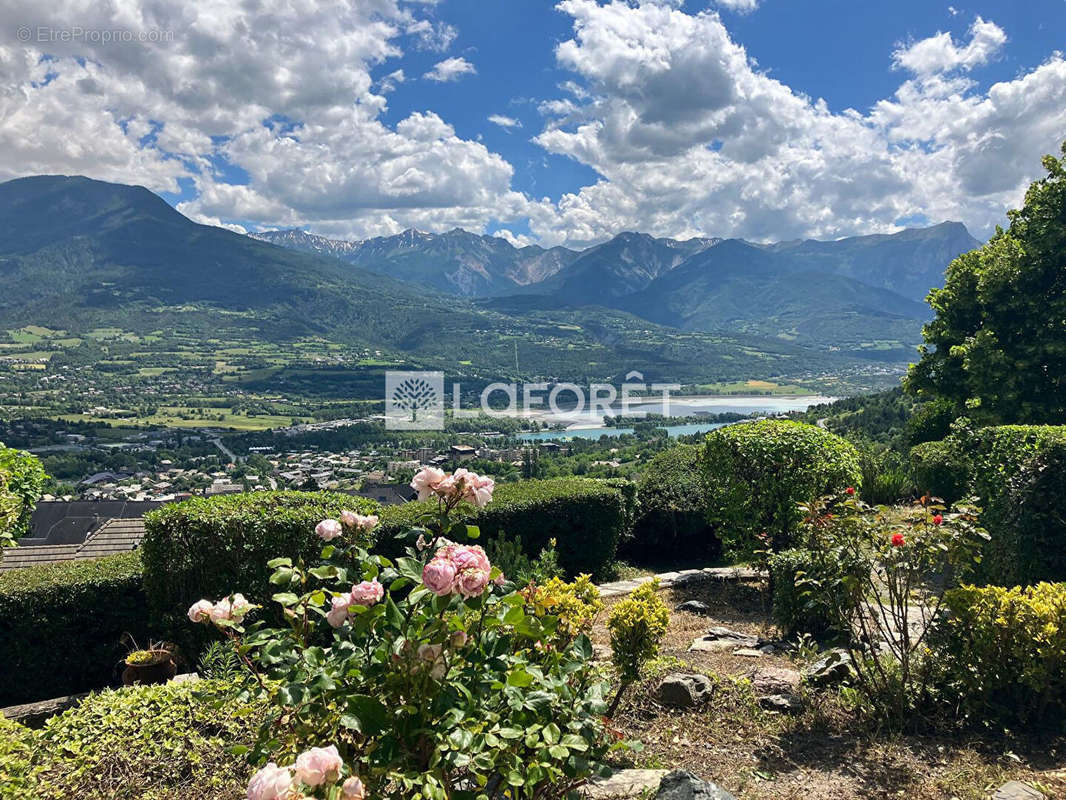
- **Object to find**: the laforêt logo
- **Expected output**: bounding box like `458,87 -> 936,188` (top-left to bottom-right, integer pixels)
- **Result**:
386,371 -> 444,430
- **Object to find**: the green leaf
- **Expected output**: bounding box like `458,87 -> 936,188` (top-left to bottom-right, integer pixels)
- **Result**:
271,592 -> 299,606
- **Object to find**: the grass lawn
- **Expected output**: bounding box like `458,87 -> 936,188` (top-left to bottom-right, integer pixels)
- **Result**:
593,578 -> 1066,799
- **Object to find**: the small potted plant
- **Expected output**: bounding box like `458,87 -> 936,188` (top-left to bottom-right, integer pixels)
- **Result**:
121,638 -> 178,686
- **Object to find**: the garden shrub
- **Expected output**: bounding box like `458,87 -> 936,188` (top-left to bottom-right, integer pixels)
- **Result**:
141,491 -> 378,644
0,716 -> 37,799
768,547 -> 860,640
703,420 -> 862,558
908,438 -> 971,504
606,579 -> 669,715
968,425 -> 1066,585
933,582 -> 1066,727
0,551 -> 146,707
31,679 -> 264,799
374,478 -> 626,579
629,445 -> 719,561
0,444 -> 46,546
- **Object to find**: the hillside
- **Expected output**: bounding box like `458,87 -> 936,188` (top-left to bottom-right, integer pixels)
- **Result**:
0,175 -> 890,400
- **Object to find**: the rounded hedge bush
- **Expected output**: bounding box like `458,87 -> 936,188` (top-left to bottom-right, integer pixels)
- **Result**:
909,438 -> 971,504
703,420 -> 862,558
142,491 -> 378,647
628,445 -> 719,562
0,551 -> 146,707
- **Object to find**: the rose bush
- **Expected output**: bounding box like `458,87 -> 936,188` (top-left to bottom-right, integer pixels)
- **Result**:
192,467 -> 623,800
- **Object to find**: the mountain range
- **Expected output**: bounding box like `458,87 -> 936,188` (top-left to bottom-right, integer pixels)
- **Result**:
254,218 -> 979,352
0,174 -> 897,389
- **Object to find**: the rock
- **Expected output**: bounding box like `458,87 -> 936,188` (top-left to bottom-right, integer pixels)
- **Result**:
656,673 -> 713,708
757,692 -> 805,713
689,637 -> 739,653
675,600 -> 711,615
733,648 -> 764,658
655,769 -> 737,800
170,672 -> 200,685
751,666 -> 801,695
586,769 -> 669,798
1,691 -> 88,729
592,644 -> 612,662
993,782 -> 1045,800
690,626 -> 762,653
803,648 -> 852,686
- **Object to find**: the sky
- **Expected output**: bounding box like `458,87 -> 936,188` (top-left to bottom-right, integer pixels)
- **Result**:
0,0 -> 1064,248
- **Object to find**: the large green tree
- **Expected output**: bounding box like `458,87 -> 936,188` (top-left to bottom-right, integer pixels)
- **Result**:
906,143 -> 1066,424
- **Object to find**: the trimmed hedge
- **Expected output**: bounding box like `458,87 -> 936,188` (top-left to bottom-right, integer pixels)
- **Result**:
141,491 -> 378,643
374,478 -> 626,579
703,420 -> 862,557
909,438 -> 970,504
0,551 -> 146,707
933,582 -> 1066,727
968,425 -> 1066,586
629,445 -> 719,561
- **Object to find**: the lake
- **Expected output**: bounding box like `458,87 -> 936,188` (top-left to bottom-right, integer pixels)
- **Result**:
517,394 -> 832,441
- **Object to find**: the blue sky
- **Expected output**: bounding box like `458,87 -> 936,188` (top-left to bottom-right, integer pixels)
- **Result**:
1,0 -> 1065,246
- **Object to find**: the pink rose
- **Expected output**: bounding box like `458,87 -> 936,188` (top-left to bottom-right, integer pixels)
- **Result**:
246,762 -> 293,800
229,593 -> 253,620
316,519 -> 343,541
456,568 -> 490,598
341,776 -> 365,800
188,599 -> 214,623
209,597 -> 233,623
422,558 -> 457,596
294,745 -> 343,787
327,595 -> 352,628
349,579 -> 384,606
411,467 -> 446,501
463,472 -> 495,508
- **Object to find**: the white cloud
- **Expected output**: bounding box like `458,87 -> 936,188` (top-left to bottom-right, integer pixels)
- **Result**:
406,18 -> 457,52
714,0 -> 760,14
488,114 -> 522,130
527,1 -> 1066,246
0,0 -> 528,240
892,17 -> 1006,77
423,56 -> 476,82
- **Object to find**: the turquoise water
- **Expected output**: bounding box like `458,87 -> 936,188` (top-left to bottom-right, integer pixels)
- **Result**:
519,422 -> 730,441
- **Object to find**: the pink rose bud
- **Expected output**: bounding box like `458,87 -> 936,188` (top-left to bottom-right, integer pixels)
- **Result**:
246,762 -> 293,800
316,519 -> 343,541
188,599 -> 214,623
422,558 -> 457,596
294,745 -> 343,787
342,776 -> 366,800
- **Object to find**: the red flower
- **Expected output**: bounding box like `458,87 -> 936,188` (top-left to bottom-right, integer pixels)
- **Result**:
891,532 -> 906,548
932,514 -> 943,525
845,487 -> 855,496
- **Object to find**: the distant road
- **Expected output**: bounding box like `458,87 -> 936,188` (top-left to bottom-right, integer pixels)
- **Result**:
210,437 -> 239,463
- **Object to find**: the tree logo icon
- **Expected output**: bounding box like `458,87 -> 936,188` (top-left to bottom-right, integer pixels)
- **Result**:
385,371 -> 444,430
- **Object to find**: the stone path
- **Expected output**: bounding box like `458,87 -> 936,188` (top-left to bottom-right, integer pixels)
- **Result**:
597,566 -> 764,598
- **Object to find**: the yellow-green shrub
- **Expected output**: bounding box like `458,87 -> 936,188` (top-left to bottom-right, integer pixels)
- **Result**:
933,582 -> 1066,727
607,580 -> 669,685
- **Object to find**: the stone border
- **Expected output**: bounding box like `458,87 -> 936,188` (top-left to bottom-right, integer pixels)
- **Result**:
597,566 -> 764,598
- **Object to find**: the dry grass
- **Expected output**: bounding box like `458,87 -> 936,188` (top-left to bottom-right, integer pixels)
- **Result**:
590,577 -> 1066,799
